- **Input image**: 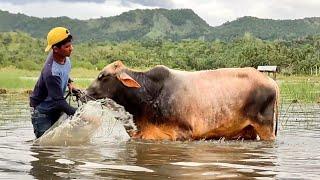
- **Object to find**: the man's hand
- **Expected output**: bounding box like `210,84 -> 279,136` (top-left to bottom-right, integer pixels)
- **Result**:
68,82 -> 75,92
68,82 -> 82,99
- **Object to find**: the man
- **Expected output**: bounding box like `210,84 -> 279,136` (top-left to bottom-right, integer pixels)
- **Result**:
30,27 -> 78,138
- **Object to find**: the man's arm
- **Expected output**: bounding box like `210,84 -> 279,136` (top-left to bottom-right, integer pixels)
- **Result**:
45,76 -> 76,115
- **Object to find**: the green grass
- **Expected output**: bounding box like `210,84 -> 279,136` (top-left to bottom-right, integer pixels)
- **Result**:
0,67 -> 97,90
1,67 -> 320,103
0,67 -> 38,90
278,75 -> 320,103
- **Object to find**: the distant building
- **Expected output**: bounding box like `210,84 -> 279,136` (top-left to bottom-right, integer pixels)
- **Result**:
257,66 -> 278,79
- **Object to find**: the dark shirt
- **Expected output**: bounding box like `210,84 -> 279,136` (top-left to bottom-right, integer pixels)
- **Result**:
29,52 -> 76,115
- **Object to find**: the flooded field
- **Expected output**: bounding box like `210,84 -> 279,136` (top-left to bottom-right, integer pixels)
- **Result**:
1,94 -> 320,179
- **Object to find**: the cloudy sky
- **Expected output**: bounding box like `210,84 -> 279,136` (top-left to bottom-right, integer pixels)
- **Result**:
0,0 -> 319,26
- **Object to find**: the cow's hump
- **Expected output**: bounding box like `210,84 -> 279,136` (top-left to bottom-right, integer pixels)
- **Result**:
145,65 -> 171,82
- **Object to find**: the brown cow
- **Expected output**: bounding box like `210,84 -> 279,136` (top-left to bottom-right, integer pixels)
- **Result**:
83,61 -> 279,141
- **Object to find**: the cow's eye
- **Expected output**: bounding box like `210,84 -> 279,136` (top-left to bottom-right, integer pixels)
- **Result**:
98,73 -> 111,80
98,73 -> 104,80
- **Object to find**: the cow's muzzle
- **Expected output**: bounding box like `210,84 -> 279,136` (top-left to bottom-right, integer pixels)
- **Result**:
79,90 -> 97,103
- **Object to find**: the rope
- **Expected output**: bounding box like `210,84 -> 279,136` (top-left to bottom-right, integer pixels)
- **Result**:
66,89 -> 105,108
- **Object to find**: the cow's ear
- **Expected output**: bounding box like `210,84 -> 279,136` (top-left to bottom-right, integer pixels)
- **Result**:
117,72 -> 141,88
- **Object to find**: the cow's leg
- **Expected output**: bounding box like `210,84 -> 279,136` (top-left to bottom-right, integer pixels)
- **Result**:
252,95 -> 276,141
232,125 -> 258,140
252,123 -> 275,140
245,86 -> 277,141
132,123 -> 178,140
133,123 -> 192,141
132,116 -> 177,140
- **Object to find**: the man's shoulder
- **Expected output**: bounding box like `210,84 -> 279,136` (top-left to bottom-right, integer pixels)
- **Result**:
41,63 -> 54,79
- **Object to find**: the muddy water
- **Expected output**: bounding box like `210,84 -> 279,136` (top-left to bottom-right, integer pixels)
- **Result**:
0,94 -> 320,179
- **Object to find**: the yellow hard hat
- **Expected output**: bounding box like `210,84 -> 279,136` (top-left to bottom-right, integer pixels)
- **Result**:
45,27 -> 71,52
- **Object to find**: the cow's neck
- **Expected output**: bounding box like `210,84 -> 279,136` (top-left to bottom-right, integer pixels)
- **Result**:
114,70 -> 165,117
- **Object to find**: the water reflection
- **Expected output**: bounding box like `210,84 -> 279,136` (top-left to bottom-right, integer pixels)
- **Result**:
24,140 -> 279,179
29,146 -> 72,179
28,143 -> 152,179
127,141 -> 277,179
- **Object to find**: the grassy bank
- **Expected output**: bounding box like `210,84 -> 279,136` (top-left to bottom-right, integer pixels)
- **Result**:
0,67 -> 98,91
1,67 -> 320,103
278,75 -> 320,103
0,67 -> 37,91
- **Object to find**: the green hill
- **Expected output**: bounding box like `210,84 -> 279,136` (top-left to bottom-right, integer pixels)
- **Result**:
207,16 -> 320,41
0,9 -> 210,42
0,9 -> 320,42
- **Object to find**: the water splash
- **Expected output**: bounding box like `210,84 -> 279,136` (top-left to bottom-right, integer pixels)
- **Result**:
34,98 -> 136,146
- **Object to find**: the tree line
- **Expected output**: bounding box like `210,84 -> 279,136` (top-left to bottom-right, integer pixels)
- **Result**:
0,32 -> 319,74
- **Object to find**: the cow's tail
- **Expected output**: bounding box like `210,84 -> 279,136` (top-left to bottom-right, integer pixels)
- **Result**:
273,79 -> 280,136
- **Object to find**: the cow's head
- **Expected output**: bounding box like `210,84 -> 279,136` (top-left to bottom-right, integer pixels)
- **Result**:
83,61 -> 141,101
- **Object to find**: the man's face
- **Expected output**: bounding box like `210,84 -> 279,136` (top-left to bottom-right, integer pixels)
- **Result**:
53,42 -> 73,57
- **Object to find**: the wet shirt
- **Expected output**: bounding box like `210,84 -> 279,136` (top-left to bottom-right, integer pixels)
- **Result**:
29,52 -> 76,115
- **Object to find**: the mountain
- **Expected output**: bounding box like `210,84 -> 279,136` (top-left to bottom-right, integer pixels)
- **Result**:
207,16 -> 320,41
0,9 -> 320,42
0,9 -> 210,41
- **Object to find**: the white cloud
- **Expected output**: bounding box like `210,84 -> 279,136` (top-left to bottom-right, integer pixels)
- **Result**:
0,0 -> 106,5
173,0 -> 236,26
173,0 -> 320,26
0,1 -> 132,20
121,0 -> 174,8
0,0 -> 319,26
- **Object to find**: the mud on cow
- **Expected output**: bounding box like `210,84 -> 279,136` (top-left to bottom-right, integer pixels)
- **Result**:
84,61 -> 279,141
